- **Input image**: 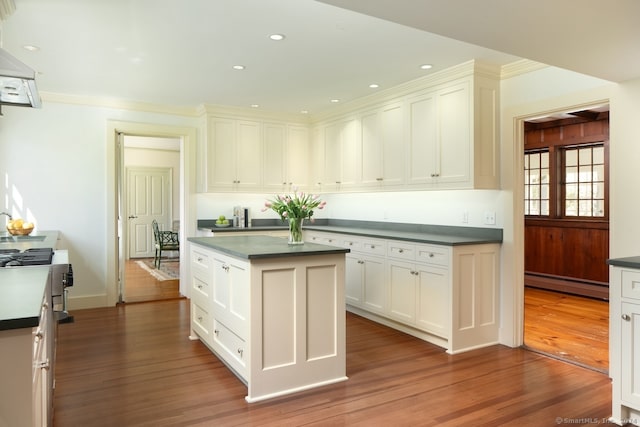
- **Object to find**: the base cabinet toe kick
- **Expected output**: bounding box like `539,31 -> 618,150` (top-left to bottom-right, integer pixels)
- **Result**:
187,236 -> 348,402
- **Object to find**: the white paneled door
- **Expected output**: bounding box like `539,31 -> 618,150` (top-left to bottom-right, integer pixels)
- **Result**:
126,167 -> 172,258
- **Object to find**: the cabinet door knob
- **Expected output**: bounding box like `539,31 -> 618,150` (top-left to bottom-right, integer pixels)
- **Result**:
622,314 -> 631,321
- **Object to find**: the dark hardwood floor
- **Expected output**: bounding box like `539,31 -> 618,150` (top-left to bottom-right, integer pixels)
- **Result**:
124,258 -> 182,303
53,299 -> 613,427
524,287 -> 609,373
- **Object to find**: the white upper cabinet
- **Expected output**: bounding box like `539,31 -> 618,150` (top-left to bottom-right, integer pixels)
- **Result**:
263,124 -> 310,192
207,117 -> 310,193
286,125 -> 311,190
407,81 -> 470,187
323,118 -> 360,191
207,117 -> 262,191
361,102 -> 405,188
310,126 -> 325,191
262,123 -> 287,191
202,62 -> 499,193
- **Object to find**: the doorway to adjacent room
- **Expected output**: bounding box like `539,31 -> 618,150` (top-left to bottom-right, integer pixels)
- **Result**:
522,105 -> 610,372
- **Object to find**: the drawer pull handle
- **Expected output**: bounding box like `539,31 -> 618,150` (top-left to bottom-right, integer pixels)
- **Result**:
197,284 -> 203,289
197,316 -> 203,322
214,329 -> 219,335
429,253 -> 435,258
622,314 -> 631,321
398,249 -> 404,253
237,348 -> 244,357
197,257 -> 203,262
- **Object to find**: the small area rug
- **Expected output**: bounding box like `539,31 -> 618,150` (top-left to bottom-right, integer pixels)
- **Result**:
135,258 -> 179,281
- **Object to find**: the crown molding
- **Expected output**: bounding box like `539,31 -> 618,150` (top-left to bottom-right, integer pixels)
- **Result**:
198,103 -> 312,125
41,92 -> 199,117
500,59 -> 549,80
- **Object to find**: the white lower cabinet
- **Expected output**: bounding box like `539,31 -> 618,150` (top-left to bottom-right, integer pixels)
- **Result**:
388,259 -> 448,338
610,265 -> 640,425
306,230 -> 500,354
189,244 -> 249,379
0,283 -> 53,427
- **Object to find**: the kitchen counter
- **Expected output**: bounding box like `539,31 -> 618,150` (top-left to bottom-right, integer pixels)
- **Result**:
187,235 -> 350,259
197,219 -> 502,246
0,266 -> 51,330
0,230 -> 60,251
607,256 -> 640,269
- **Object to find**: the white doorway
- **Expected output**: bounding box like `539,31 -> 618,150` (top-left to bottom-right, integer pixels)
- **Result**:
106,121 -> 197,307
121,136 -> 180,302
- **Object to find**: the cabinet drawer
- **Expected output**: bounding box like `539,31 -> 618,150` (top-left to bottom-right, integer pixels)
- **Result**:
191,246 -> 212,272
191,274 -> 210,302
360,238 -> 386,257
191,301 -> 211,340
415,244 -> 450,267
622,269 -> 640,300
213,319 -> 247,377
340,236 -> 362,251
387,241 -> 416,261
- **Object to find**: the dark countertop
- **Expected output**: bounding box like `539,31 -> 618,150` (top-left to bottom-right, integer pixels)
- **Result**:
607,256 -> 640,269
198,219 -> 503,246
0,266 -> 50,331
188,235 -> 350,260
0,230 -> 60,251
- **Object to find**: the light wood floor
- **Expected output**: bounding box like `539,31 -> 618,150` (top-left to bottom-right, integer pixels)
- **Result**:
524,287 -> 609,373
53,299 -> 614,427
123,258 -> 182,303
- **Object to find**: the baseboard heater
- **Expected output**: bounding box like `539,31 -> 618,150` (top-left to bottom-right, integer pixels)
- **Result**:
524,272 -> 609,300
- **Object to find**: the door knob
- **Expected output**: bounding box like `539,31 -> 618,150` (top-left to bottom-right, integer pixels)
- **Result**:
128,215 -> 138,219
622,314 -> 631,321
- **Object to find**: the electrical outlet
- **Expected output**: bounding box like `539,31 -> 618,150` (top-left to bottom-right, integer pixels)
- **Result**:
484,211 -> 496,225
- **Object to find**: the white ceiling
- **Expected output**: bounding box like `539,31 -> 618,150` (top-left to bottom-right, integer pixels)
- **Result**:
1,0 -> 634,116
319,0 -> 640,83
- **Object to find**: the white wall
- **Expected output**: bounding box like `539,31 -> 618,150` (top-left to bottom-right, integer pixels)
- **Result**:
0,101 -> 200,308
196,189 -> 504,228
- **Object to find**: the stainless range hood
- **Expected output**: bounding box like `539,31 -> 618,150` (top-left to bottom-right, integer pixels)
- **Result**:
0,47 -> 41,108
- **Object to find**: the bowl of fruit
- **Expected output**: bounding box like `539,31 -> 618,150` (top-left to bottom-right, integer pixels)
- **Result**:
7,218 -> 35,236
215,215 -> 230,227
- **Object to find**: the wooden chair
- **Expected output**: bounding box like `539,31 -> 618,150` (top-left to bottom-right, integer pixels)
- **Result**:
152,220 -> 179,268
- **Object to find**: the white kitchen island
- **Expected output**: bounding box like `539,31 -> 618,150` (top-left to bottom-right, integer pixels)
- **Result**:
187,235 -> 349,402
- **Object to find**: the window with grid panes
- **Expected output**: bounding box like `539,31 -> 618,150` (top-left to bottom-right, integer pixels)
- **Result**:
524,150 -> 550,216
563,144 -> 605,217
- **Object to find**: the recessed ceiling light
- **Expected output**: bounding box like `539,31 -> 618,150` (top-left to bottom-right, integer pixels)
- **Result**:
233,65 -> 245,70
269,34 -> 285,41
369,84 -> 379,89
23,45 -> 40,52
251,104 -> 259,108
420,64 -> 433,70
301,110 -> 309,114
330,99 -> 340,103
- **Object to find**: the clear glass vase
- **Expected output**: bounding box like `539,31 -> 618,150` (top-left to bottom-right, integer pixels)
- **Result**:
288,217 -> 304,245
